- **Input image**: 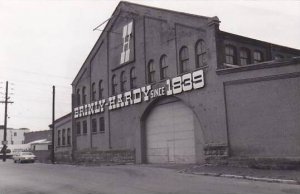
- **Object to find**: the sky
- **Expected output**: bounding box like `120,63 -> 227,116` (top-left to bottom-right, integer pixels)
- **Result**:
0,0 -> 300,131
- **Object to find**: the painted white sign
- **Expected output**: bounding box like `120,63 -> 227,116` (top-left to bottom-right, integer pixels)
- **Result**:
74,69 -> 204,118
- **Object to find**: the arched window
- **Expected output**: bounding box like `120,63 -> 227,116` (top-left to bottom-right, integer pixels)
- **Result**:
91,82 -> 96,101
130,67 -> 137,89
160,55 -> 168,80
98,80 -> 103,99
120,71 -> 127,92
112,75 -> 117,95
240,48 -> 250,65
179,46 -> 189,73
195,40 -> 206,68
225,45 -> 237,65
148,60 -> 155,83
254,51 -> 263,63
76,89 -> 80,106
82,87 -> 86,104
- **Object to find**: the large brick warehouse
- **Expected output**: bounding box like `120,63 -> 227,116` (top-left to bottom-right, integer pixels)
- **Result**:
55,1 -> 300,166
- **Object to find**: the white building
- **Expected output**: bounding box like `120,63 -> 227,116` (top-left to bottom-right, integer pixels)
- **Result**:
0,128 -> 29,145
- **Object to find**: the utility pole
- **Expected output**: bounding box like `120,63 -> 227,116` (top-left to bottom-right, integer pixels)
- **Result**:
0,81 -> 14,162
51,85 -> 55,164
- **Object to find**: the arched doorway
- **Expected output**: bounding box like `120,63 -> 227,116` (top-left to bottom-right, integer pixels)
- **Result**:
145,98 -> 197,164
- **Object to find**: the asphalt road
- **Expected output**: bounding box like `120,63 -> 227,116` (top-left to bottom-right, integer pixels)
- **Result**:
1,160 -> 300,194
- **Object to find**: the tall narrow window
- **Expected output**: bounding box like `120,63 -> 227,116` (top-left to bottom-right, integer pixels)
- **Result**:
92,118 -> 97,133
148,60 -> 155,83
91,82 -> 96,101
82,87 -> 86,104
76,89 -> 80,106
76,122 -> 81,135
112,75 -> 117,95
62,129 -> 66,146
240,48 -> 250,65
120,71 -> 127,92
179,46 -> 189,73
82,120 -> 87,134
57,130 -> 61,146
225,45 -> 237,65
160,55 -> 168,80
98,80 -> 103,99
195,40 -> 206,68
130,67 -> 137,89
254,51 -> 263,63
99,117 -> 105,133
67,128 -> 71,146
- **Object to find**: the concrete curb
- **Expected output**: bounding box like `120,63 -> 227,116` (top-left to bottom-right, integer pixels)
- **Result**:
180,171 -> 299,185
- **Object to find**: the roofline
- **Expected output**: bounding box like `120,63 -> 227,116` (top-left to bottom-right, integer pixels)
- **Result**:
49,112 -> 72,128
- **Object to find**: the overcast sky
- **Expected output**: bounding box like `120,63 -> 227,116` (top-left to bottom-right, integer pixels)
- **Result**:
0,0 -> 299,131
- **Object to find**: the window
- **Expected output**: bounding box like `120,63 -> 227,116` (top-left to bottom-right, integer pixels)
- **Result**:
254,51 -> 263,63
240,48 -> 250,65
130,67 -> 137,89
92,118 -> 97,133
67,128 -> 71,146
112,75 -> 117,95
225,45 -> 237,65
120,21 -> 133,64
120,71 -> 127,92
195,40 -> 206,68
148,60 -> 155,83
160,55 -> 168,80
76,122 -> 81,135
14,132 -> 17,136
58,130 -> 61,146
62,129 -> 66,146
82,120 -> 87,134
99,117 -> 105,133
82,87 -> 87,104
91,82 -> 96,101
179,46 -> 189,73
76,89 -> 80,105
98,80 -> 103,99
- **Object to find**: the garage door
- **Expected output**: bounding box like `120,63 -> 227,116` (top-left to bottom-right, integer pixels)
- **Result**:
146,100 -> 196,163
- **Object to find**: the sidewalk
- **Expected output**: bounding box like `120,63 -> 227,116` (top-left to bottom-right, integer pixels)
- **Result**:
178,165 -> 300,185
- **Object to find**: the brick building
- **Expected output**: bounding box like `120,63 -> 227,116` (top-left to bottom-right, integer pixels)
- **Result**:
67,2 -> 300,166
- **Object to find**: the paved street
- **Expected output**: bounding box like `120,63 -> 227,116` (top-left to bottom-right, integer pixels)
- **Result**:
1,160 -> 300,194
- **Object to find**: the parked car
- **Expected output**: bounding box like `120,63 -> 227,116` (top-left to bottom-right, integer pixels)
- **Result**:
13,152 -> 37,163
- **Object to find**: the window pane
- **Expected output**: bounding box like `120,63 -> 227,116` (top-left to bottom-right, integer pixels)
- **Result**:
99,117 -> 105,132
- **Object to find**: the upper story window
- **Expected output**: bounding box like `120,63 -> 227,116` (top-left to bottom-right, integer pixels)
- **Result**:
160,55 -> 168,80
62,129 -> 66,146
98,80 -> 103,99
14,132 -> 17,136
76,89 -> 80,106
67,128 -> 71,146
254,51 -> 263,63
240,48 -> 250,66
148,60 -> 155,83
82,87 -> 87,104
120,21 -> 133,64
120,71 -> 127,92
179,46 -> 189,73
91,82 -> 96,101
112,75 -> 117,95
130,67 -> 137,89
225,45 -> 237,65
195,40 -> 206,68
92,118 -> 97,133
82,120 -> 87,134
